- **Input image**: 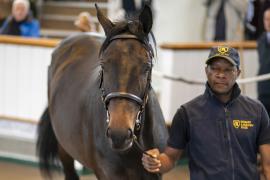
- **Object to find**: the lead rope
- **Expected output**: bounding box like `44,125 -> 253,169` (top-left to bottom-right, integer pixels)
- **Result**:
133,135 -> 152,157
132,135 -> 162,178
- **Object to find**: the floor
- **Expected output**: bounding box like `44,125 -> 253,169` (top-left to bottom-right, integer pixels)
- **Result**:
0,161 -> 190,180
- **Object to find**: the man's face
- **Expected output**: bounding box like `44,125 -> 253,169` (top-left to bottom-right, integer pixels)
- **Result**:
205,58 -> 240,95
264,10 -> 270,32
12,2 -> 28,22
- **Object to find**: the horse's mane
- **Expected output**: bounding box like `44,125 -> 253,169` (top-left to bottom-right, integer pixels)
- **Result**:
99,18 -> 156,61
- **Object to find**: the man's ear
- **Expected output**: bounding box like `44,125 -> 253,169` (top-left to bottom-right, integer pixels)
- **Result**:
205,66 -> 208,74
236,69 -> 241,78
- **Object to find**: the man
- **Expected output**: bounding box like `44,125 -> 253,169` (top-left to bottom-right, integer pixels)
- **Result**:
0,0 -> 40,37
257,8 -> 270,117
142,46 -> 270,179
244,0 -> 270,40
203,0 -> 248,41
258,1 -> 270,38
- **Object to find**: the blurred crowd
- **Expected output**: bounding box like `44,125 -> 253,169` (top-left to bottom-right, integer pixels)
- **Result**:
0,0 -> 152,38
202,0 -> 270,41
0,0 -> 269,41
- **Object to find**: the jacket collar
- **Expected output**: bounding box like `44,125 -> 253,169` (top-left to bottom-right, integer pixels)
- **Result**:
205,82 -> 241,105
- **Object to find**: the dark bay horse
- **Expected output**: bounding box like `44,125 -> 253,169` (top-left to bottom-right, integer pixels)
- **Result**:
37,4 -> 168,180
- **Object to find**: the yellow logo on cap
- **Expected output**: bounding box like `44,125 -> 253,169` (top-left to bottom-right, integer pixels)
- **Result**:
217,46 -> 229,56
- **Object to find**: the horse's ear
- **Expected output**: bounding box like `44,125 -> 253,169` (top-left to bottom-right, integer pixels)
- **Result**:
95,4 -> 114,36
138,5 -> 153,35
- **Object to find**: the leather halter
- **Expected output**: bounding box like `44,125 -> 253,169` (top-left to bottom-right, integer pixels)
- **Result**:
99,34 -> 153,131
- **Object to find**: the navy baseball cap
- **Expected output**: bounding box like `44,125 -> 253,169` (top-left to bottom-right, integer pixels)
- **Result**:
206,46 -> 240,68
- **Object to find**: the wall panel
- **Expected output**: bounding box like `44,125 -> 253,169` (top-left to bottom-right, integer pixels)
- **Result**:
0,44 -> 53,121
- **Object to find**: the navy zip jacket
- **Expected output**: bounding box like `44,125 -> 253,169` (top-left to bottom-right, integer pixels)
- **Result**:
168,83 -> 270,180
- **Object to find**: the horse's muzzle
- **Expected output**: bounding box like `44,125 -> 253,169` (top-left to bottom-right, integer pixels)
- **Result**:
106,128 -> 134,151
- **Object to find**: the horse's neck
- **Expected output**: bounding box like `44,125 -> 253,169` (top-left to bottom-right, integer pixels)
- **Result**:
140,88 -> 168,151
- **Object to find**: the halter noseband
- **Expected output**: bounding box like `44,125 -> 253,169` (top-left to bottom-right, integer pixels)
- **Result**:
99,34 -> 153,131
104,92 -> 144,107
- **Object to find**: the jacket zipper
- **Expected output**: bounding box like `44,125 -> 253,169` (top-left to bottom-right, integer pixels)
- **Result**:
224,107 -> 235,180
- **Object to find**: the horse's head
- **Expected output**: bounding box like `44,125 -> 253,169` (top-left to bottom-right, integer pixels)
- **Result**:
96,4 -> 154,151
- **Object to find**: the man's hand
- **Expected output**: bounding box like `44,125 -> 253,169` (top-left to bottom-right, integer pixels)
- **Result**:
142,146 -> 183,174
142,148 -> 161,173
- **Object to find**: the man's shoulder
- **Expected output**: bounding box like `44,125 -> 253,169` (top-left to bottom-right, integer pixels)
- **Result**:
182,94 -> 205,108
23,18 -> 39,26
30,19 -> 39,26
238,95 -> 263,109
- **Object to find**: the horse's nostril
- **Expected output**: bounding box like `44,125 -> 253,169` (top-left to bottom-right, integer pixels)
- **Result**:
128,128 -> 133,139
106,128 -> 111,138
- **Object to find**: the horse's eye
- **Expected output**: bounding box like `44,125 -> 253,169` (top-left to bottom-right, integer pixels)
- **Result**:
100,62 -> 106,71
100,62 -> 104,67
142,65 -> 151,73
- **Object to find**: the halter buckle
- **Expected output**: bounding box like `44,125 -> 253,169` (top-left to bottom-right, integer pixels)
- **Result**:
135,111 -> 142,131
106,111 -> 110,124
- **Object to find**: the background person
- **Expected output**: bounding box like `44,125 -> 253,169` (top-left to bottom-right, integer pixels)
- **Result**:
142,46 -> 270,180
73,11 -> 104,43
245,0 -> 270,40
0,0 -> 40,37
108,0 -> 153,21
256,0 -> 270,39
203,0 -> 248,41
122,0 -> 152,17
257,8 -> 270,117
74,12 -> 96,32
